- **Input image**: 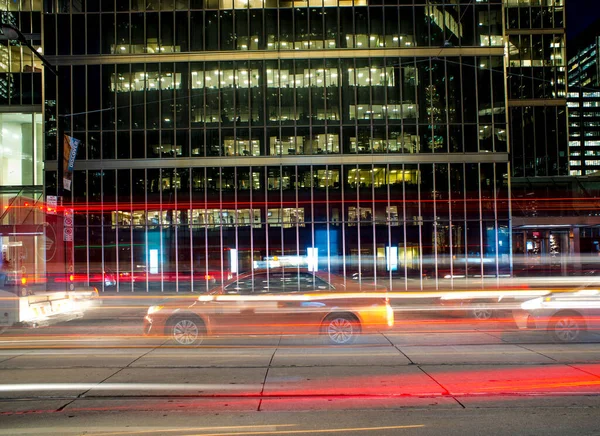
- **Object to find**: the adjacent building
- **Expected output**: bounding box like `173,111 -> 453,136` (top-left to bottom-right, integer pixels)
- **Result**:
0,3 -> 47,289
567,19 -> 600,176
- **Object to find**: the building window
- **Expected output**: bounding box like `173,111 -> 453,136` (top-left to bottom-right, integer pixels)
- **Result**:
267,208 -> 305,228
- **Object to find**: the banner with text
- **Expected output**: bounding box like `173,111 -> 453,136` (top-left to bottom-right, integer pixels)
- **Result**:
63,135 -> 80,191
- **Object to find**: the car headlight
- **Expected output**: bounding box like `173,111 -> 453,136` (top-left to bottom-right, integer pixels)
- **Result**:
147,305 -> 164,315
521,297 -> 543,311
386,303 -> 394,327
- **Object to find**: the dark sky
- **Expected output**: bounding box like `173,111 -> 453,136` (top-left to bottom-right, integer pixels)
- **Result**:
567,0 -> 600,40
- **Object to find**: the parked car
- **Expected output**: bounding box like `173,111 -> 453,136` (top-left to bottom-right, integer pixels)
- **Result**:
517,289 -> 600,342
144,268 -> 394,345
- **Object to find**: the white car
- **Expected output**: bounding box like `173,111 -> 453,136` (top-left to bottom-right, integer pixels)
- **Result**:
517,290 -> 600,342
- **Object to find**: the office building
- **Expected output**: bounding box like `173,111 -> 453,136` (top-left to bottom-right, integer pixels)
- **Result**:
38,0 -> 560,290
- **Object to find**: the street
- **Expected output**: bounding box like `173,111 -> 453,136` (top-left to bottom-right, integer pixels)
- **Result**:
0,299 -> 599,435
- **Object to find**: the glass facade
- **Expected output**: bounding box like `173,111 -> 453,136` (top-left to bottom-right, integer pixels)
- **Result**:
506,0 -> 568,178
0,2 -> 46,292
41,0 -> 514,291
568,34 -> 600,176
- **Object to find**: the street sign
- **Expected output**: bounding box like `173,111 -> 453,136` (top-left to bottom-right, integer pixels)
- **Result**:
47,196 -> 57,215
63,227 -> 73,242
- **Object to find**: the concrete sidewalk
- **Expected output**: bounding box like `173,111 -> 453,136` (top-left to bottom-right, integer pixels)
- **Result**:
1,339 -> 599,403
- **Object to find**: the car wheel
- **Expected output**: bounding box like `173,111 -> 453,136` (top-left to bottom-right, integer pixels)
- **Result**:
550,312 -> 585,343
323,314 -> 360,345
168,316 -> 205,346
472,303 -> 494,320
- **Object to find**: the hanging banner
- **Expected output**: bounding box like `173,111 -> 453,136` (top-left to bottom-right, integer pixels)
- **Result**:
63,135 -> 80,191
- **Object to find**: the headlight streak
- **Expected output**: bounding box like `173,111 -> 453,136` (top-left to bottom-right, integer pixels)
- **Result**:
89,424 -> 425,436
147,305 -> 164,315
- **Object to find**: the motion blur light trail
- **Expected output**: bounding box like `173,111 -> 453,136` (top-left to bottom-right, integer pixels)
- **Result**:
88,424 -> 425,436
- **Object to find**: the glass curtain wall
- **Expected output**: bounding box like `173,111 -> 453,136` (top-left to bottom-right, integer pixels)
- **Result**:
70,162 -> 510,292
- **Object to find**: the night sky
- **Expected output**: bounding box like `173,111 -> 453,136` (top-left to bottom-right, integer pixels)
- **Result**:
567,0 -> 600,40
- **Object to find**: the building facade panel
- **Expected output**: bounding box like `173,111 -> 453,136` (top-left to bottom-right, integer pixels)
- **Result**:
38,0 -> 516,291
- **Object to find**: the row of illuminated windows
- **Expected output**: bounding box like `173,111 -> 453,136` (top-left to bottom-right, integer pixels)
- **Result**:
569,122 -> 600,128
0,43 -> 43,74
109,33 -> 419,54
570,160 -> 600,167
110,66 -> 399,91
569,112 -> 600,118
78,124 -> 508,161
110,205 -> 409,228
570,132 -> 599,138
567,92 -> 600,99
159,168 -> 419,191
505,0 -> 563,7
571,150 -> 600,157
85,125 -> 508,160
569,102 -> 600,108
0,0 -> 40,11
48,57 -> 506,135
55,1 -> 512,13
570,141 -> 600,147
507,34 -> 565,67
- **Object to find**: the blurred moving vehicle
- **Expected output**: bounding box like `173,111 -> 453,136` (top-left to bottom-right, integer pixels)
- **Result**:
0,286 -> 101,330
144,268 -> 394,345
516,290 -> 600,342
439,290 -> 550,320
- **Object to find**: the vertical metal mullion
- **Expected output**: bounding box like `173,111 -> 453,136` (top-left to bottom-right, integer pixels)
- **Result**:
218,168 -> 224,286
462,163 -> 468,283
493,163 -> 500,282
417,163 -> 423,290
203,167 -> 209,290
295,165 -> 300,272
310,165 -> 315,273
371,164 -> 376,283
432,163 -> 438,290
264,165 -> 269,285
159,168 -> 164,293
173,170 -> 179,293
325,165 -> 331,281
402,164 -> 408,291
144,168 -> 149,292
478,163 -> 484,286
355,163 -> 361,281
115,169 -> 120,292
507,162 -> 514,277
341,164 -> 347,283
189,166 -> 194,292
387,163 -> 394,288
234,167 -> 239,280
250,165 -> 255,287
280,165 -> 284,259
129,169 -> 134,293
447,163 -> 453,290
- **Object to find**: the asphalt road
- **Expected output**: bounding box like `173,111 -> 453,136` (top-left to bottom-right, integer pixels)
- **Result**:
1,300 -> 600,435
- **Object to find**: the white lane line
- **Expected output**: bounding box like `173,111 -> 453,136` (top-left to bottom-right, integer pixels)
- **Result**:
0,383 -> 263,392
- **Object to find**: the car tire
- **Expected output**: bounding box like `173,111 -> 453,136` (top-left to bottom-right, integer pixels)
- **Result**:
167,316 -> 206,346
472,302 -> 494,320
322,313 -> 360,345
550,312 -> 585,343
